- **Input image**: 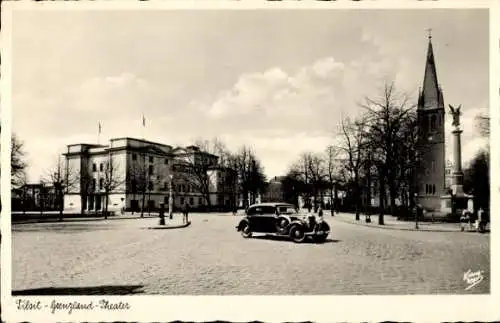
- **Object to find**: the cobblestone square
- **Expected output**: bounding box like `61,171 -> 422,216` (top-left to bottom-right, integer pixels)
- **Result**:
12,213 -> 490,295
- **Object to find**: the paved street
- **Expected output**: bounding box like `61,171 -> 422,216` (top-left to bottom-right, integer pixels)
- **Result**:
12,213 -> 490,295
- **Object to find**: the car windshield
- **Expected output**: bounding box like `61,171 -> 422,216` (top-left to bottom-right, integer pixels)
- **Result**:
277,206 -> 297,215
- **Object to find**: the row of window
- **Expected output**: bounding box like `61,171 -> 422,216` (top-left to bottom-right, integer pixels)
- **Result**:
92,163 -> 104,172
130,179 -> 195,193
130,196 -> 202,206
92,178 -> 105,191
425,184 -> 436,195
423,113 -> 443,133
131,153 -> 169,165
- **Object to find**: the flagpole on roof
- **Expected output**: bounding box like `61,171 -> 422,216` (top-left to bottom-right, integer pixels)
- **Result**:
141,113 -> 146,141
98,122 -> 102,145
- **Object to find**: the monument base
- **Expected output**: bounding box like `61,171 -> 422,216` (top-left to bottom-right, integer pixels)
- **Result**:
440,187 -> 473,221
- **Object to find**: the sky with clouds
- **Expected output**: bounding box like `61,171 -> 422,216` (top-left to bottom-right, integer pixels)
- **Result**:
11,8 -> 490,182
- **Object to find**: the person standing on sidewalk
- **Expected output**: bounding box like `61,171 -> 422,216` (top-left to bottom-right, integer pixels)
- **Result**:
183,203 -> 190,224
460,209 -> 469,232
477,208 -> 485,233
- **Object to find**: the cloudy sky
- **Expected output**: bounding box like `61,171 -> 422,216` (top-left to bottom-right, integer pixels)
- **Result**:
11,8 -> 489,182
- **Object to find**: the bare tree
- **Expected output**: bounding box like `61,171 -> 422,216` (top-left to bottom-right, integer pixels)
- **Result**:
102,153 -> 125,219
324,145 -> 341,215
129,160 -> 148,216
475,113 -> 490,137
44,157 -> 77,221
194,137 -> 234,168
11,133 -> 27,187
361,82 -> 415,225
232,146 -> 267,208
176,147 -> 218,210
77,168 -> 93,216
395,110 -> 419,213
337,116 -> 366,221
305,152 -> 327,210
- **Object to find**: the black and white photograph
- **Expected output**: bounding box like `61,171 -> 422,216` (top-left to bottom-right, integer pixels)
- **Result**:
1,1 -> 498,322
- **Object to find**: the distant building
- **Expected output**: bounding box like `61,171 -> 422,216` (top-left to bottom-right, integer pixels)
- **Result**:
261,176 -> 286,202
11,183 -> 61,212
63,137 -> 237,213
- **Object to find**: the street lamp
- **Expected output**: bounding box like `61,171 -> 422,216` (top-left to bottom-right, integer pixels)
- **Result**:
169,173 -> 174,220
414,192 -> 419,230
333,180 -> 338,216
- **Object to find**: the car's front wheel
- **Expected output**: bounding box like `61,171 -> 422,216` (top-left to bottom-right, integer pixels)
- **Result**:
289,225 -> 306,243
241,222 -> 252,238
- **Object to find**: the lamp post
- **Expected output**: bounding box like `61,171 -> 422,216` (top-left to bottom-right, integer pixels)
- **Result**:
414,192 -> 419,230
333,180 -> 338,216
169,173 -> 174,220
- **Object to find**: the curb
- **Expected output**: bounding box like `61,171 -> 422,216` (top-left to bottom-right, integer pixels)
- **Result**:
145,221 -> 191,230
12,215 -> 160,225
332,216 -> 463,233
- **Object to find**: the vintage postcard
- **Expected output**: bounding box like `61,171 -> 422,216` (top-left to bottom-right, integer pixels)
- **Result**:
1,0 -> 498,322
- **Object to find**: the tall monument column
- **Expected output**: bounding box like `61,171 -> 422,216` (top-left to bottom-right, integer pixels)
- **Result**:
449,104 -> 465,196
441,103 -> 473,218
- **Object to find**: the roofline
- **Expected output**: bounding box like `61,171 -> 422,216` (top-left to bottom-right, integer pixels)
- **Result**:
110,137 -> 173,149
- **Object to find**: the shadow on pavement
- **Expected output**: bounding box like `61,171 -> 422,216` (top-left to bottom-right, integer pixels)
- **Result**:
12,284 -> 145,295
12,224 -> 116,233
252,235 -> 341,244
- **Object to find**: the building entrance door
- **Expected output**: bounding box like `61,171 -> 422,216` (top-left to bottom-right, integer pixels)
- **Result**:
95,195 -> 102,211
88,195 -> 94,211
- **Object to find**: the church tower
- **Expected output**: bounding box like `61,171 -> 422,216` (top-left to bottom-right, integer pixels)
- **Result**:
416,33 -> 446,212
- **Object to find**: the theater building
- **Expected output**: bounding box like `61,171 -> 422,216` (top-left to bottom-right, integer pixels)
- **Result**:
63,137 -> 237,213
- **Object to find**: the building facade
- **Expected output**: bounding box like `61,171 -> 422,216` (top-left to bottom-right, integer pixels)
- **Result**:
63,137 -> 237,213
12,183 -> 61,212
261,176 -> 286,202
416,35 -> 446,212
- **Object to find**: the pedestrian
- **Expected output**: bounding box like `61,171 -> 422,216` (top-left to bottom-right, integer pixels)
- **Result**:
183,203 -> 190,224
477,208 -> 485,233
469,209 -> 476,231
232,205 -> 237,216
460,209 -> 469,232
318,205 -> 323,217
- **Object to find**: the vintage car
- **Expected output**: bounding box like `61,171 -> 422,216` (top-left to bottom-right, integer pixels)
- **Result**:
236,202 -> 330,243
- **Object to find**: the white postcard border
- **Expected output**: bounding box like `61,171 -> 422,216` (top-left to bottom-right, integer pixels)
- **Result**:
1,0 -> 499,322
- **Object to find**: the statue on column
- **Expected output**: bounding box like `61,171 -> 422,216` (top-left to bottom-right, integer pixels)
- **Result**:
449,104 -> 462,128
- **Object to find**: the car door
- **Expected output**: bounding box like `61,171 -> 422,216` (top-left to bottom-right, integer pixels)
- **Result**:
260,206 -> 278,233
247,206 -> 264,232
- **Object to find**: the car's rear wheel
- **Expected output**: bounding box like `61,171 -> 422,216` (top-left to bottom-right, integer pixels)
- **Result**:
241,223 -> 252,238
289,225 -> 306,243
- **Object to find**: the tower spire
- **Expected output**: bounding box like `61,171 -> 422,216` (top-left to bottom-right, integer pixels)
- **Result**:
419,31 -> 441,109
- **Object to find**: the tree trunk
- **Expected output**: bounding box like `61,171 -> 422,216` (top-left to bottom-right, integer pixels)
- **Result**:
58,187 -> 64,221
40,192 -> 44,216
354,173 -> 360,220
330,187 -> 334,216
132,191 -> 136,215
80,194 -> 86,216
388,175 -> 397,217
141,189 -> 146,217
366,169 -> 372,216
104,193 -> 109,219
378,169 -> 385,225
